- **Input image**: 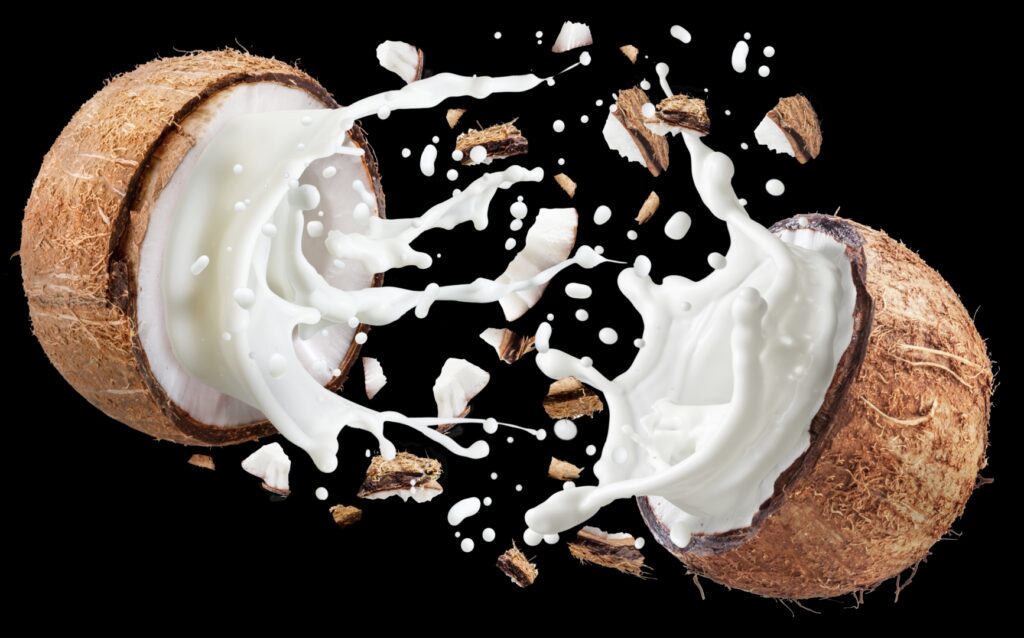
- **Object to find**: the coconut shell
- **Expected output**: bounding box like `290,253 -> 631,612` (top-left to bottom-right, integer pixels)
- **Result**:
639,214 -> 991,599
21,51 -> 385,446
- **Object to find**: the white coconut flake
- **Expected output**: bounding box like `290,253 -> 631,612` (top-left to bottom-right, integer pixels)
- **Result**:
602,114 -> 646,168
241,443 -> 291,495
552,21 -> 593,53
362,357 -> 387,400
433,358 -> 490,422
497,208 -> 579,321
376,41 -> 421,84
754,116 -> 795,157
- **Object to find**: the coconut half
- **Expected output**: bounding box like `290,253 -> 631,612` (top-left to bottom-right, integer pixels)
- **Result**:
639,215 -> 991,599
21,51 -> 385,445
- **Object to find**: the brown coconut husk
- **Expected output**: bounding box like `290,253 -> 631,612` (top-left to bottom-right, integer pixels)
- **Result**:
639,214 -> 991,599
21,51 -> 385,445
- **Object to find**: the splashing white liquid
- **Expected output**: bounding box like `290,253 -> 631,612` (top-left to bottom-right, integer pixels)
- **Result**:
655,63 -> 672,99
163,70 -> 609,473
731,41 -> 750,73
524,131 -> 856,546
448,496 -> 482,526
670,25 -> 692,44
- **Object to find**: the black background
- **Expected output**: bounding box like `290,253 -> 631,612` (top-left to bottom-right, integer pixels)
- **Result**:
7,13 -> 1012,625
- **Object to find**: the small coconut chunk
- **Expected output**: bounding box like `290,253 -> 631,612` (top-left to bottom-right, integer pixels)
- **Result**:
567,526 -> 649,578
620,45 -> 639,63
636,191 -> 661,224
480,328 -> 536,364
497,208 -> 579,321
446,108 -> 466,129
357,452 -> 443,503
549,457 -> 583,481
603,87 -> 669,176
362,357 -> 387,400
455,121 -> 528,165
497,544 -> 539,588
241,443 -> 291,496
434,358 -> 490,433
552,21 -> 593,53
755,94 -> 822,163
543,377 -> 604,419
187,454 -> 215,471
645,94 -> 710,137
329,504 -> 363,528
554,173 -> 577,198
375,40 -> 423,84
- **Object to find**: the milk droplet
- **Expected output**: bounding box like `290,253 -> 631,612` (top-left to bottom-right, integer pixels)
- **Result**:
595,99 -> 603,107
504,237 -> 517,250
766,178 -> 785,196
599,327 -> 619,344
315,487 -> 328,500
190,255 -> 210,276
306,221 -> 324,238
586,445 -> 597,456
535,429 -> 548,441
708,252 -> 727,270
401,148 -> 411,158
732,41 -> 750,73
446,168 -> 459,181
469,145 -> 487,164
510,201 -> 528,219
290,184 -> 321,211
233,288 -> 255,309
575,309 -> 589,321
670,25 -> 692,44
763,45 -> 775,58
232,164 -> 244,174
641,103 -> 656,118
740,142 -> 749,150
557,158 -> 565,166
552,120 -> 566,133
355,332 -> 368,345
543,533 -> 560,545
365,449 -> 371,458
419,144 -> 437,177
758,65 -> 771,77
579,51 -> 592,66
490,472 -> 498,480
670,522 -> 691,548
664,211 -> 691,240
634,537 -> 646,549
593,205 -> 612,225
482,528 -> 496,542
377,106 -> 391,120
493,31 -> 502,39
744,32 -> 752,40
724,109 -> 732,116
461,538 -> 475,553
634,338 -> 646,348
483,418 -> 498,434
535,30 -> 543,38
448,497 -> 482,526
738,198 -> 748,206
640,79 -> 652,91
580,114 -> 589,123
510,219 -> 523,231
627,230 -> 638,240
554,419 -> 578,441
432,136 -> 440,144
451,149 -> 464,162
507,436 -> 515,444
268,353 -> 288,378
546,313 -> 555,321
515,484 -> 523,492
565,283 -> 592,299
562,481 -> 575,490
523,528 -> 542,546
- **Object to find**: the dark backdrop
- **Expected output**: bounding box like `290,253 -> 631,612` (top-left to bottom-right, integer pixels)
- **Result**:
6,13 -> 1012,626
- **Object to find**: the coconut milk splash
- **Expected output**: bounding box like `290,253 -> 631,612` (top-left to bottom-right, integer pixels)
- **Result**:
525,132 -> 856,545
164,71 -> 606,472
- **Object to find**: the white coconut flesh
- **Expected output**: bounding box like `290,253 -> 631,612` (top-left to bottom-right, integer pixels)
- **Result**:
498,207 -> 578,321
602,114 -> 647,167
137,83 -> 376,427
753,116 -> 795,158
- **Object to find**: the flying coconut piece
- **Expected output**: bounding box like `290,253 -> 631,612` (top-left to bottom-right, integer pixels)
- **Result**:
446,108 -> 466,129
455,121 -> 528,165
375,40 -> 424,84
554,173 -> 577,198
645,94 -> 711,137
480,328 -> 536,364
568,527 -> 649,578
497,208 -> 579,321
602,87 -> 670,176
551,21 -> 593,53
497,544 -> 539,588
187,454 -> 215,471
636,191 -> 661,224
548,457 -> 583,481
329,504 -> 363,528
362,357 -> 387,400
620,45 -> 639,63
543,377 -> 604,419
357,452 -> 443,503
241,443 -> 291,496
754,94 -> 822,163
433,358 -> 491,433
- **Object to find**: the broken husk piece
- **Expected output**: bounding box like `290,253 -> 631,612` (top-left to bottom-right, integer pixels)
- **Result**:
554,173 -> 577,198
620,45 -> 639,63
446,108 -> 466,129
755,94 -> 822,163
455,121 -> 528,164
636,191 -> 660,224
497,544 -> 539,588
548,457 -> 583,481
543,376 -> 604,419
480,327 -> 536,364
357,452 -> 443,502
651,94 -> 711,136
603,87 -> 670,176
329,504 -> 363,528
187,454 -> 215,470
568,527 -> 649,578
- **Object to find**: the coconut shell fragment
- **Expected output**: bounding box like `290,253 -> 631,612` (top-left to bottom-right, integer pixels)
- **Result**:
543,377 -> 604,419
636,191 -> 661,224
357,452 -> 443,503
446,108 -> 466,129
548,457 -> 583,481
568,527 -> 648,578
497,544 -> 539,588
455,121 -> 528,164
620,45 -> 639,63
603,87 -> 670,176
653,95 -> 710,136
554,173 -> 577,198
187,454 -> 215,470
756,94 -> 822,163
639,215 -> 991,599
479,328 -> 536,364
329,504 -> 363,528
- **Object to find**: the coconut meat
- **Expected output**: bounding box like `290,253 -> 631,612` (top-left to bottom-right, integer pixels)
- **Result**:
753,115 -> 795,158
524,132 -> 856,546
433,358 -> 490,421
